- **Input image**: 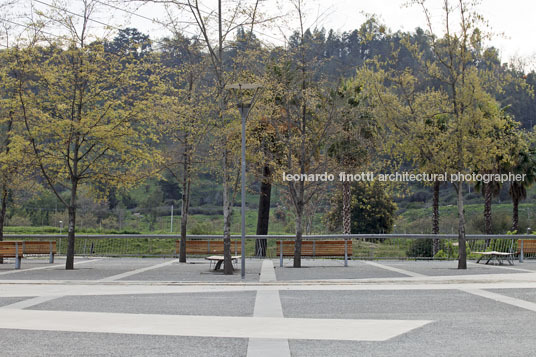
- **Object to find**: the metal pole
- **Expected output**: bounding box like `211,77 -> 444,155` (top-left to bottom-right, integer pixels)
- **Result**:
521,228 -> 531,263
240,105 -> 247,279
344,238 -> 348,267
15,242 -> 21,269
170,205 -> 174,233
280,240 -> 283,267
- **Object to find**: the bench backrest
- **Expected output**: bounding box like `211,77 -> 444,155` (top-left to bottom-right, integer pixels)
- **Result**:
0,241 -> 23,258
276,240 -> 352,257
517,239 -> 536,254
176,240 -> 242,255
23,241 -> 57,254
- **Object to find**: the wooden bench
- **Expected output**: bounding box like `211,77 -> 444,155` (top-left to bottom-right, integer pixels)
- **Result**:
276,240 -> 352,257
175,240 -> 242,256
516,239 -> 536,255
0,241 -> 56,269
0,242 -> 24,269
23,241 -> 57,263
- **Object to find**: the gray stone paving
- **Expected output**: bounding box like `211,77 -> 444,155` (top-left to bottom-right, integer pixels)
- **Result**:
29,291 -> 257,316
486,287 -> 536,304
275,259 -> 407,281
1,257 -> 536,356
380,260 -> 528,276
0,330 -> 248,357
118,259 -> 263,282
0,296 -> 32,307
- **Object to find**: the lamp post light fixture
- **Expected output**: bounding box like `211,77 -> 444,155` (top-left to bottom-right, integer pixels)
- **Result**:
226,82 -> 262,279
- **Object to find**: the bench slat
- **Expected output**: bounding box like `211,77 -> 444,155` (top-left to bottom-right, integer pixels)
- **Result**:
176,240 -> 242,255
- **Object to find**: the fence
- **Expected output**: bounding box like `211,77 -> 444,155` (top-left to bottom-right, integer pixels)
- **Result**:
3,233 -> 535,262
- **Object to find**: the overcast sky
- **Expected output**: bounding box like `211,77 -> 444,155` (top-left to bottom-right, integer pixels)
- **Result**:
7,0 -> 536,70
119,0 -> 536,69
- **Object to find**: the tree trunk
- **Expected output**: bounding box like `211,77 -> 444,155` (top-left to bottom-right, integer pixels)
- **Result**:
222,151 -> 233,275
512,196 -> 519,232
342,181 -> 351,235
457,181 -> 467,269
483,182 -> 492,247
0,184 -> 7,264
179,142 -> 191,263
66,179 -> 78,270
255,164 -> 271,257
293,205 -> 303,268
432,180 -> 440,256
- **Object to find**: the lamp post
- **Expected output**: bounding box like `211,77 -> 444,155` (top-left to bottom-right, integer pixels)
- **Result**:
59,220 -> 63,255
226,83 -> 262,279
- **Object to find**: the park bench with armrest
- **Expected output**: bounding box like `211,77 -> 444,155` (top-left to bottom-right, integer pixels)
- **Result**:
276,240 -> 352,257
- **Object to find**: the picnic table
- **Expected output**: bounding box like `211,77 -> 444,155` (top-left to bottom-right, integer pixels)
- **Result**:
474,251 -> 515,265
205,255 -> 241,271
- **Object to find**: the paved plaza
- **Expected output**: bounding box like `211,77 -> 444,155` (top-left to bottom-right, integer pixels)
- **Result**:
1,257 -> 536,356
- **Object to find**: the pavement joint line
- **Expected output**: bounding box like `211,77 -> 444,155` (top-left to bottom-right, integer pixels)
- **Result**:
248,259 -> 290,357
97,259 -> 181,282
362,260 -> 427,277
0,258 -> 103,276
459,288 -> 536,313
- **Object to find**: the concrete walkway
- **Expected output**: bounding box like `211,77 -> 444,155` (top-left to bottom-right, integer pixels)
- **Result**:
1,258 -> 536,356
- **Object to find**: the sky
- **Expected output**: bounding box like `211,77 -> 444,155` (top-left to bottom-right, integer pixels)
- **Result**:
5,0 -> 536,70
116,0 -> 536,69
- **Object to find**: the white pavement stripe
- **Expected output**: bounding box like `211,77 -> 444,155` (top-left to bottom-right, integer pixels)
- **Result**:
4,280 -> 536,298
0,258 -> 102,276
467,261 -> 535,273
363,261 -> 426,277
0,295 -> 62,309
253,290 -> 284,318
0,309 -> 432,341
248,259 -> 290,357
98,259 -> 180,282
247,339 -> 290,356
259,260 -> 277,282
460,288 -> 536,313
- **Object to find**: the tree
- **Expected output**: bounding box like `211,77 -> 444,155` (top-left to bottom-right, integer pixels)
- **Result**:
158,32 -> 213,263
473,107 -> 521,237
325,180 -> 397,234
0,46 -> 35,263
508,141 -> 536,232
147,0 -> 264,274
328,78 -> 377,235
266,1 -> 337,267
408,0 -> 516,268
14,1 -> 161,269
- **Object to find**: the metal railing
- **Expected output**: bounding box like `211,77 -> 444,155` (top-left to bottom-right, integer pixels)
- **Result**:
3,233 -> 534,263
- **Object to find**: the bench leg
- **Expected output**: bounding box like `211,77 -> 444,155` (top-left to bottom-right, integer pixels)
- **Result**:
485,256 -> 493,265
15,256 -> 21,269
477,255 -> 483,263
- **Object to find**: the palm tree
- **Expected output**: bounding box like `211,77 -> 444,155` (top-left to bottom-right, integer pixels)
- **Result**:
328,80 -> 376,235
508,148 -> 536,232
